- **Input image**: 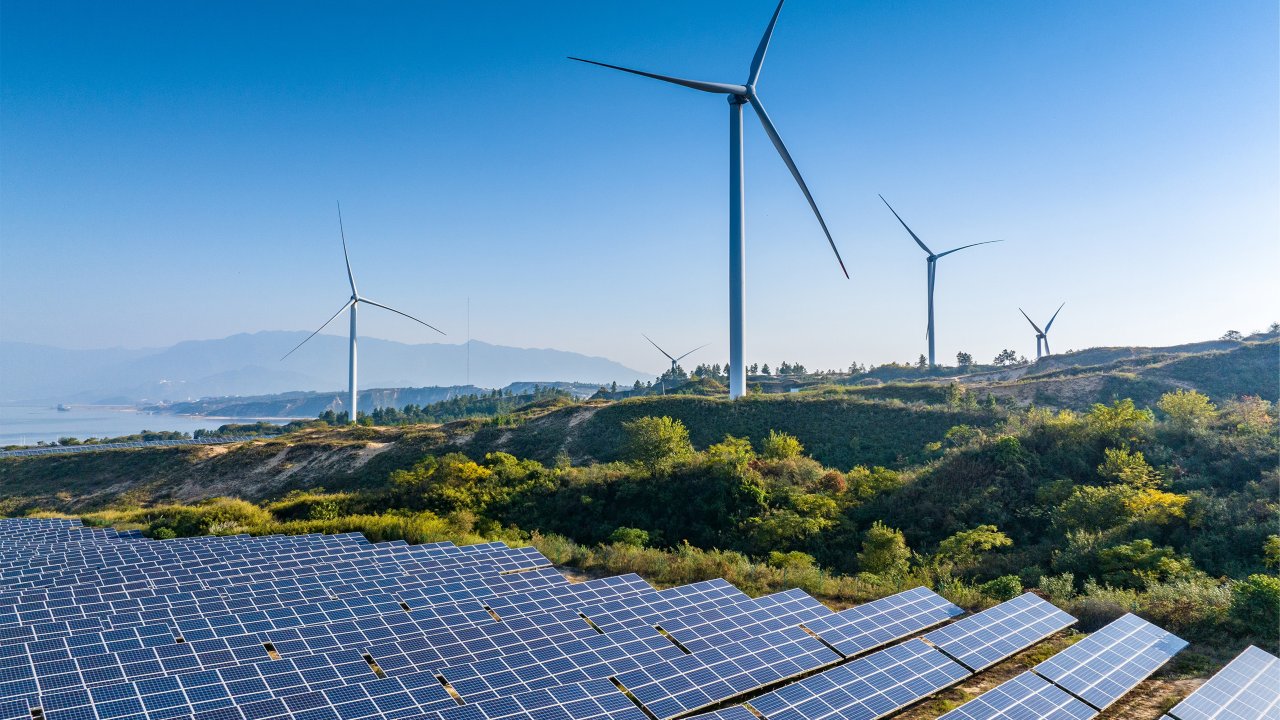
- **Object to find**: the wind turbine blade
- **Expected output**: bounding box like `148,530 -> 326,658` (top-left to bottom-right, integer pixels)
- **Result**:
748,94 -> 849,278
879,195 -> 933,256
1018,308 -> 1045,335
642,333 -> 676,362
1045,302 -> 1066,332
934,239 -> 1004,259
282,299 -> 355,360
568,57 -> 747,95
674,343 -> 710,364
359,298 -> 446,335
748,0 -> 785,87
337,201 -> 357,296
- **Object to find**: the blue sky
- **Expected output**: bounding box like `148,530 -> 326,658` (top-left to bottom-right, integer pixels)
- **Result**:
2,0 -> 1276,377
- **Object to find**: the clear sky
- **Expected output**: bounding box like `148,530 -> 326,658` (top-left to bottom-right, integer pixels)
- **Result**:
2,0 -> 1276,377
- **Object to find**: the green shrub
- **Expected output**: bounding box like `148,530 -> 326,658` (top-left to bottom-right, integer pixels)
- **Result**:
761,430 -> 804,460
1231,574 -> 1280,636
979,575 -> 1023,601
767,551 -> 816,571
608,527 -> 650,547
1039,572 -> 1077,604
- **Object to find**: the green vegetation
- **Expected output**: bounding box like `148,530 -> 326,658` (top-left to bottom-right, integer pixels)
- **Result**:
19,385 -> 1276,659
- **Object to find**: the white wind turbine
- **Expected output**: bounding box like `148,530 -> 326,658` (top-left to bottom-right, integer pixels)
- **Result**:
283,204 -> 444,423
1020,303 -> 1065,360
571,0 -> 849,400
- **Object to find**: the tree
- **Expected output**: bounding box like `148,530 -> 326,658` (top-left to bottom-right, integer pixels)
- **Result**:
1098,447 -> 1161,489
956,351 -> 974,368
1269,322 -> 1280,334
761,363 -> 771,375
622,416 -> 693,473
1221,329 -> 1243,341
857,521 -> 911,575
1086,399 -> 1154,442
1222,396 -> 1273,434
915,354 -> 928,370
936,525 -> 1012,572
761,430 -> 804,460
705,435 -> 756,469
992,349 -> 1019,366
1097,539 -> 1197,589
1157,389 -> 1216,431
1264,535 -> 1280,570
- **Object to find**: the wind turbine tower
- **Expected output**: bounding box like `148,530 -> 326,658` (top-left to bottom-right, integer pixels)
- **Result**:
572,0 -> 849,399
283,204 -> 445,423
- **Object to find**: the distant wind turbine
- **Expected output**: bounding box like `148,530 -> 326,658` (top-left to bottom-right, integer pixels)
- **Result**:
571,0 -> 849,400
282,203 -> 444,423
1019,303 -> 1066,360
879,195 -> 1003,367
644,334 -> 708,374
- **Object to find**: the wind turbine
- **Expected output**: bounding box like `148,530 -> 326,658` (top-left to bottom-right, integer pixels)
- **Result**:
571,0 -> 849,400
282,204 -> 444,423
879,195 -> 1002,367
1019,303 -> 1065,360
644,334 -> 708,375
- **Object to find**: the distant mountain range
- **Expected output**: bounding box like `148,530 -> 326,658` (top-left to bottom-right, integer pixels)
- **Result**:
0,332 -> 648,404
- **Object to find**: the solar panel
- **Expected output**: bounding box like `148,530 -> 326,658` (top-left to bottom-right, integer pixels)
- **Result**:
1033,613 -> 1186,711
745,638 -> 969,720
923,593 -> 1075,672
685,706 -> 759,720
801,585 -> 963,658
937,671 -> 1097,720
1163,645 -> 1279,720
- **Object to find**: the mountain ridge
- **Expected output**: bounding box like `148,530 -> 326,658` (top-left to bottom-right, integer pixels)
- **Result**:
0,331 -> 648,404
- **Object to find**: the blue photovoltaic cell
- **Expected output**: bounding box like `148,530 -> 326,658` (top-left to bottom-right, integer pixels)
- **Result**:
1164,645 -> 1280,720
938,671 -> 1097,720
802,585 -> 962,658
1034,613 -> 1186,711
923,593 -> 1075,672
746,638 -> 969,720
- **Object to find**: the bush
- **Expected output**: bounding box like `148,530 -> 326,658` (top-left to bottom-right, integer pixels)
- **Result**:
608,527 -> 650,547
761,430 -> 804,460
1039,572 -> 1076,604
979,575 -> 1023,601
767,550 -> 816,571
1231,574 -> 1280,636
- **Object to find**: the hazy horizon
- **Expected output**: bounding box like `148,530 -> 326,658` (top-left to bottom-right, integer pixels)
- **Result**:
3,0 -> 1276,374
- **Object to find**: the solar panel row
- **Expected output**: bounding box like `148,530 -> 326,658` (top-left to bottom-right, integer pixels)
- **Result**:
0,518 -> 1106,720
938,613 -> 1190,720
1164,645 -> 1280,720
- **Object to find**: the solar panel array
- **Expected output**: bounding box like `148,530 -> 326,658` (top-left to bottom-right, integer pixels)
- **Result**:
922,593 -> 1075,672
1164,645 -> 1280,720
0,517 -> 1204,720
937,672 -> 1096,720
939,613 -> 1189,720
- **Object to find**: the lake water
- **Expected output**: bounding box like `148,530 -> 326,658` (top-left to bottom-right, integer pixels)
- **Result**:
0,405 -> 276,446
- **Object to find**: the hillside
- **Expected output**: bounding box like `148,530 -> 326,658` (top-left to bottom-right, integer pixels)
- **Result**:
967,338 -> 1279,409
0,394 -> 992,511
